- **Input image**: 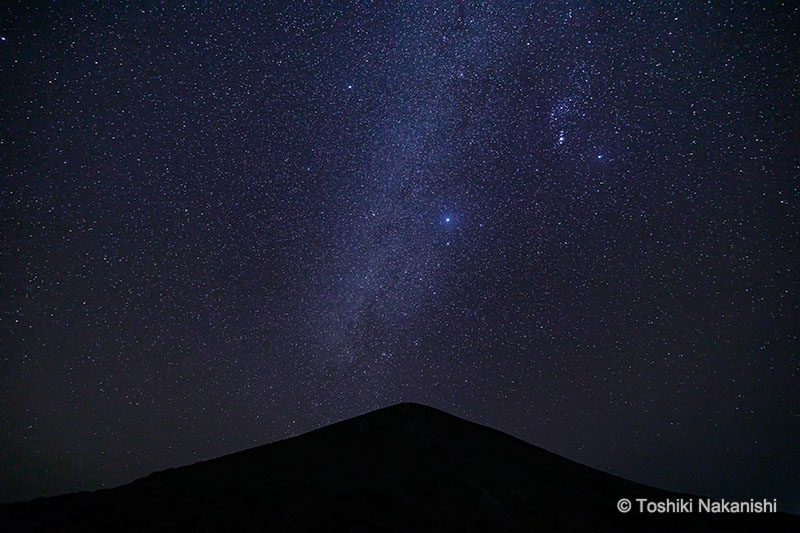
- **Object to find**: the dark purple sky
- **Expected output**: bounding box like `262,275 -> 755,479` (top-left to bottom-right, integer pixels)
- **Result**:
2,1 -> 798,512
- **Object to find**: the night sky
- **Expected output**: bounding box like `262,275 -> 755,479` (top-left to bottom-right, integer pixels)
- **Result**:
2,1 -> 798,512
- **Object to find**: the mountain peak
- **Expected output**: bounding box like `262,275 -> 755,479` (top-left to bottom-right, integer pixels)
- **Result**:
383,401 -> 438,411
2,404 -> 796,532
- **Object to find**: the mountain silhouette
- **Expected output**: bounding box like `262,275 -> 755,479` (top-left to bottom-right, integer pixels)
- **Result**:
2,402 -> 796,531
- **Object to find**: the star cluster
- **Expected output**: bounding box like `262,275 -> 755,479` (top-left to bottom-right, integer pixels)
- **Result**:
1,1 -> 798,511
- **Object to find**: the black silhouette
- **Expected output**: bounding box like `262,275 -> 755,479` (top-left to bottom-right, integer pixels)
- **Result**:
2,403 -> 796,531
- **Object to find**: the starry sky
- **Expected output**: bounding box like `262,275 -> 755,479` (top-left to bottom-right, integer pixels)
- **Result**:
2,1 -> 799,512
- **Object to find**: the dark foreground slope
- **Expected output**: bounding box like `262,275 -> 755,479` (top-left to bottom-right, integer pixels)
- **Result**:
2,403 -> 796,532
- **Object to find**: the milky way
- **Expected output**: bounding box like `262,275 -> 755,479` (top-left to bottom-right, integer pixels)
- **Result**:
1,1 -> 798,511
